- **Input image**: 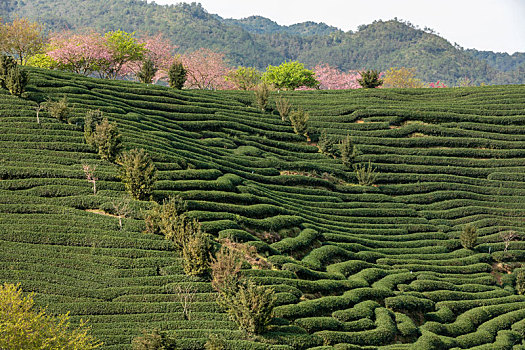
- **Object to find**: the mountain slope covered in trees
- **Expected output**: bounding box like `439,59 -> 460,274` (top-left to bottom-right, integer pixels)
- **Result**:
1,0 -> 523,85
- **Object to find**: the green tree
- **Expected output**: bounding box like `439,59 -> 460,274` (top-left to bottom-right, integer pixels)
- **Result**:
93,118 -> 122,162
262,60 -> 319,91
137,59 -> 157,84
516,270 -> 525,295
100,30 -> 146,79
354,161 -> 379,186
144,195 -> 187,235
182,230 -> 212,276
340,133 -> 355,168
357,69 -> 383,88
382,67 -> 424,88
317,129 -> 339,158
168,60 -> 187,89
117,148 -> 157,200
5,63 -> 28,96
289,108 -> 309,137
44,96 -> 70,122
460,224 -> 477,250
254,82 -> 270,111
0,283 -> 102,349
84,109 -> 104,148
275,95 -> 291,121
225,66 -> 261,90
0,17 -> 46,65
0,54 -> 16,89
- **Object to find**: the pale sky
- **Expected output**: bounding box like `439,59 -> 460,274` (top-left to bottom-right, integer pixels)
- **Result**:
150,0 -> 525,54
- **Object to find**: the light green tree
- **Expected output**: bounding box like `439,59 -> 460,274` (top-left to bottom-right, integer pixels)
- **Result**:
225,66 -> 261,90
0,283 -> 102,349
100,30 -> 146,79
262,60 -> 319,91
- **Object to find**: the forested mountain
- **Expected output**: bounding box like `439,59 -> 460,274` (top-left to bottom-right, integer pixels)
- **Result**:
1,0 -> 523,85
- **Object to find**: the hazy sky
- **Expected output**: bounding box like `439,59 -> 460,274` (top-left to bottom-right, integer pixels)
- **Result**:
151,0 -> 525,54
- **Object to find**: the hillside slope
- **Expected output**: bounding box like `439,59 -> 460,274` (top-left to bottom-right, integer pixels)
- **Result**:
1,70 -> 525,349
1,0 -> 523,85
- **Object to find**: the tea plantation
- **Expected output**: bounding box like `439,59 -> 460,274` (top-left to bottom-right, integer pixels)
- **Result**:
1,68 -> 525,349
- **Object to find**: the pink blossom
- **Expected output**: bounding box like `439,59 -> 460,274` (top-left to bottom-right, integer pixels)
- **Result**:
313,63 -> 362,90
182,48 -> 234,90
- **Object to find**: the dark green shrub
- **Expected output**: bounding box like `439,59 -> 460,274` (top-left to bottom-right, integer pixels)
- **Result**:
0,55 -> 16,89
358,69 -> 383,88
93,118 -> 122,162
45,96 -> 70,122
204,333 -> 227,350
460,224 -> 477,250
516,270 -> 525,295
5,65 -> 28,96
168,60 -> 186,89
84,109 -> 103,148
117,148 -> 157,200
137,59 -> 158,84
144,196 -> 186,235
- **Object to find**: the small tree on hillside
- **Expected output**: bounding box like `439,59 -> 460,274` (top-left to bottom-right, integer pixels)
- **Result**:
0,17 -> 46,65
383,67 -> 424,88
275,95 -> 291,121
82,164 -> 98,195
132,329 -> 176,350
354,161 -> 378,186
45,96 -> 70,122
168,60 -> 187,89
225,66 -> 261,90
93,118 -> 122,162
289,108 -> 309,137
340,133 -> 355,168
357,69 -> 383,88
460,224 -> 477,250
317,129 -> 339,158
262,60 -> 319,91
5,64 -> 28,96
0,54 -> 17,89
137,59 -> 157,84
144,195 -> 187,235
254,82 -> 270,111
117,148 -> 157,200
182,229 -> 212,276
84,109 -> 104,148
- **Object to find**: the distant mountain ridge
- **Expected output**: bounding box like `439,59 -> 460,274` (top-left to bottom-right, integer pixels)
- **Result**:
1,0 -> 523,85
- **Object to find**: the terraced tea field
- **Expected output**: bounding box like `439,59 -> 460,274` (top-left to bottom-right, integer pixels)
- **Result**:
1,68 -> 525,349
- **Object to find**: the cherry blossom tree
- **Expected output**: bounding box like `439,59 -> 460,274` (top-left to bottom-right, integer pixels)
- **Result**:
429,80 -> 447,88
47,31 -> 112,76
313,63 -> 361,90
182,48 -> 233,90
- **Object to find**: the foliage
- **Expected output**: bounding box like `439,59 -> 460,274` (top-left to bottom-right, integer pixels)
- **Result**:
0,17 -> 45,64
182,229 -> 212,276
44,96 -> 70,122
144,195 -> 187,235
0,283 -> 102,349
516,270 -> 525,295
101,30 -> 146,79
168,60 -> 187,89
262,60 -> 319,91
205,333 -> 227,350
25,53 -> 59,69
225,66 -> 261,90
93,118 -> 122,162
84,109 -> 104,148
0,54 -> 17,89
314,63 -> 361,90
253,82 -> 270,111
131,329 -> 177,350
460,224 -> 478,250
357,69 -> 383,88
289,108 -> 309,136
137,58 -> 157,84
383,67 -> 424,88
117,148 -> 157,200
317,129 -> 339,158
182,48 -> 232,89
211,246 -> 275,335
275,95 -> 291,121
354,161 -> 379,186
340,133 -> 355,168
132,33 -> 176,83
47,31 -> 112,76
5,61 -> 28,96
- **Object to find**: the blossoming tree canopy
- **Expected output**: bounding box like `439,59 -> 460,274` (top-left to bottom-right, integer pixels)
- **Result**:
182,48 -> 233,89
313,63 -> 361,90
